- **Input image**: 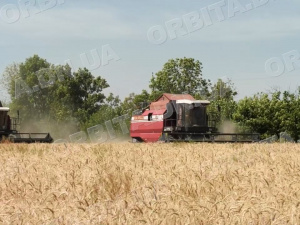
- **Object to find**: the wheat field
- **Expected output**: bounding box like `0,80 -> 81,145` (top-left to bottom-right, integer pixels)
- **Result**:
0,143 -> 300,225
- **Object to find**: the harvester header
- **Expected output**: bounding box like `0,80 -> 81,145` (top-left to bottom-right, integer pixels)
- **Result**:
0,101 -> 53,143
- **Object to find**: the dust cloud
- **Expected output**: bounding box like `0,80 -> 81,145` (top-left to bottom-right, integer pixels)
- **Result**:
218,120 -> 238,133
19,118 -> 78,141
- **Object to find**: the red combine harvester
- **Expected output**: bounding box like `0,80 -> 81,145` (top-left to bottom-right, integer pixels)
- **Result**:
130,93 -> 260,143
0,101 -> 53,143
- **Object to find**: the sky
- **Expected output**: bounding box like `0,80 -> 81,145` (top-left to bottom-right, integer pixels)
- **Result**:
0,0 -> 300,102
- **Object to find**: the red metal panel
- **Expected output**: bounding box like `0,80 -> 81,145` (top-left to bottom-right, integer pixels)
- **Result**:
163,93 -> 195,101
130,121 -> 163,142
150,93 -> 195,110
150,101 -> 169,110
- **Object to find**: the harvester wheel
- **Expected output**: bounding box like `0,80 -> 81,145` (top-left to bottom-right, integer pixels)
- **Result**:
132,137 -> 143,143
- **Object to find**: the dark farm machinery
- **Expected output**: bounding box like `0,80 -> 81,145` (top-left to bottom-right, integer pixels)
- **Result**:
130,93 -> 260,143
0,101 -> 53,143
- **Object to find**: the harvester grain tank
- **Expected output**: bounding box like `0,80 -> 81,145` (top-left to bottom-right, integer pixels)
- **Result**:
130,93 -> 259,143
0,101 -> 53,143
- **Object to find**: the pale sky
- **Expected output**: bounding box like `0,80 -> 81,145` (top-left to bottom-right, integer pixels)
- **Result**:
0,0 -> 299,102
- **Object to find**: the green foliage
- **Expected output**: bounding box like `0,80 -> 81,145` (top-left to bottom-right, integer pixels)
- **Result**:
121,90 -> 151,114
233,94 -> 271,138
5,55 -> 109,136
207,79 -> 238,125
149,57 -> 210,96
233,91 -> 300,141
1,62 -> 20,96
9,55 -> 52,121
82,93 -> 123,132
280,90 -> 300,141
210,79 -> 237,101
54,67 -> 109,125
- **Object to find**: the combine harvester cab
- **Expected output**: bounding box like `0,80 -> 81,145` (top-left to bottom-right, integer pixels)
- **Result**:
130,93 -> 260,143
0,102 -> 53,143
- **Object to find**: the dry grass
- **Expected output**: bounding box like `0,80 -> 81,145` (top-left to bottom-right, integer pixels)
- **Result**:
0,143 -> 300,224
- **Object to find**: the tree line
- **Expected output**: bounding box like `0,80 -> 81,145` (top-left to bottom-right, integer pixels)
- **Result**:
1,55 -> 299,141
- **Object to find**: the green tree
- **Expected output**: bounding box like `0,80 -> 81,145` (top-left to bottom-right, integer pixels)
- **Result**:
83,93 -> 123,132
281,90 -> 300,141
4,55 -> 110,135
233,92 -> 286,139
209,79 -> 237,101
56,67 -> 109,125
121,90 -> 151,114
149,58 -> 210,96
133,90 -> 150,107
233,94 -> 268,137
1,62 -> 20,96
9,55 -> 52,121
207,79 -> 238,125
